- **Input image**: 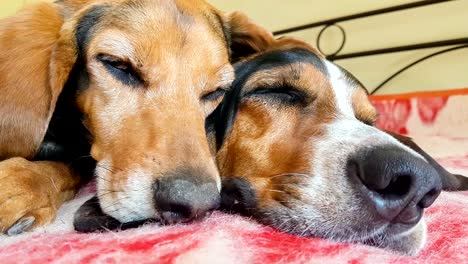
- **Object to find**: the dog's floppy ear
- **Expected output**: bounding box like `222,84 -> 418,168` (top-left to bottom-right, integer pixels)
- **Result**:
226,11 -> 274,62
49,21 -> 79,102
387,131 -> 468,191
0,3 -> 67,159
0,2 -> 108,160
50,4 -> 111,94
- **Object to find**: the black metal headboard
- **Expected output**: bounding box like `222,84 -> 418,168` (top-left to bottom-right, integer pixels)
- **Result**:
272,0 -> 468,94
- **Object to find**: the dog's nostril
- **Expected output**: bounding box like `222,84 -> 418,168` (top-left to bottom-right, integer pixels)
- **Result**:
352,146 -> 442,224
375,174 -> 412,198
154,170 -> 220,225
167,203 -> 192,219
159,203 -> 194,224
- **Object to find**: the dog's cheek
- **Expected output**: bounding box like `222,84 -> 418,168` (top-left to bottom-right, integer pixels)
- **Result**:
381,220 -> 427,256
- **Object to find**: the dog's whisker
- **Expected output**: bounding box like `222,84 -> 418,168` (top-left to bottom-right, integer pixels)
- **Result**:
263,189 -> 286,194
268,173 -> 310,180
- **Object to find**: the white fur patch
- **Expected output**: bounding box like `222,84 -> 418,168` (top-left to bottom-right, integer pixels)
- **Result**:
324,60 -> 355,118
322,59 -> 426,160
96,160 -> 156,223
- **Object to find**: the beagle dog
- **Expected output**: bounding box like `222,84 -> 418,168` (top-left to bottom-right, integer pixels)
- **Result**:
0,0 -> 265,235
208,30 -> 468,255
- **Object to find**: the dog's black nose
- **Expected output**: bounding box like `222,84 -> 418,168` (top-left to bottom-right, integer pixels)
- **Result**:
349,146 -> 442,225
154,171 -> 220,225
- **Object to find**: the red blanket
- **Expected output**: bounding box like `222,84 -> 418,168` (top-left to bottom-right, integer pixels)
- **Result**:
1,89 -> 467,263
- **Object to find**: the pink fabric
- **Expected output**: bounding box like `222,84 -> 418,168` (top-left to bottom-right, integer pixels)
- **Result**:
1,90 -> 467,263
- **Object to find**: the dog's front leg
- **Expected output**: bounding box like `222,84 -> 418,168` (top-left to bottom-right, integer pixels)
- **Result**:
0,157 -> 80,235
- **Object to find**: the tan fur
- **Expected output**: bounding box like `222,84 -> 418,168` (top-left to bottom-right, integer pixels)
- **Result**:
0,2 -> 65,159
217,59 -> 336,207
351,87 -> 378,125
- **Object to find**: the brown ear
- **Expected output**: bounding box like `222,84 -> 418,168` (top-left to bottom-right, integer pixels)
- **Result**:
49,20 -> 79,102
0,3 -> 69,159
387,131 -> 468,191
226,11 -> 275,62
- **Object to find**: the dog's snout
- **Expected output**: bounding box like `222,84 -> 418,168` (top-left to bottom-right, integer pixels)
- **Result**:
349,146 -> 442,225
154,170 -> 220,225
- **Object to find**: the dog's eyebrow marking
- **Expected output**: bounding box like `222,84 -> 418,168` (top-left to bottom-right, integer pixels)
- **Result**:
75,5 -> 109,57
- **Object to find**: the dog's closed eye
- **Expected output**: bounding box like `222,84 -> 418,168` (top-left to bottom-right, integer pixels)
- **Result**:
246,86 -> 310,106
97,54 -> 144,87
201,87 -> 229,102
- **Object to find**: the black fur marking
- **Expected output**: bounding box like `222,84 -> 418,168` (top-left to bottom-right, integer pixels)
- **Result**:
35,59 -> 95,183
75,5 -> 109,56
209,48 -> 326,149
246,48 -> 326,76
97,54 -> 145,87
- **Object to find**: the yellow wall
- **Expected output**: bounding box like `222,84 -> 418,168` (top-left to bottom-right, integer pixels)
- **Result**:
0,0 -> 50,17
2,1 -> 467,94
0,1 -> 25,17
209,0 -> 468,94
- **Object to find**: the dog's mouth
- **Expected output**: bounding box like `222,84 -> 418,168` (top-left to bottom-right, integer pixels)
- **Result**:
74,196 -> 157,233
219,175 -> 427,255
255,207 -> 426,255
74,196 -> 215,232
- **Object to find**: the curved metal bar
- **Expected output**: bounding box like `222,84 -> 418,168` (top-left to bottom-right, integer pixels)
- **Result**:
370,44 -> 468,94
316,24 -> 346,58
273,0 -> 454,35
329,38 -> 468,61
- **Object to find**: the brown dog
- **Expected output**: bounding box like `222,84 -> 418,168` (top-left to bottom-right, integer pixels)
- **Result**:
0,0 -> 266,235
208,29 -> 468,255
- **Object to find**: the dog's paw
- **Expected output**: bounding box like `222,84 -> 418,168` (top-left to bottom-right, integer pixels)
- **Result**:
0,158 -> 58,235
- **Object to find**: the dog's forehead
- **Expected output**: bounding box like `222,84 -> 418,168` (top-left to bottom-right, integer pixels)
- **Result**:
78,0 -> 228,61
110,0 -> 222,31
231,46 -> 376,124
233,48 -> 365,99
233,48 -> 327,92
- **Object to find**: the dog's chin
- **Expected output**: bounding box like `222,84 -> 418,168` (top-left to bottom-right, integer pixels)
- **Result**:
365,219 -> 427,256
266,214 -> 427,256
